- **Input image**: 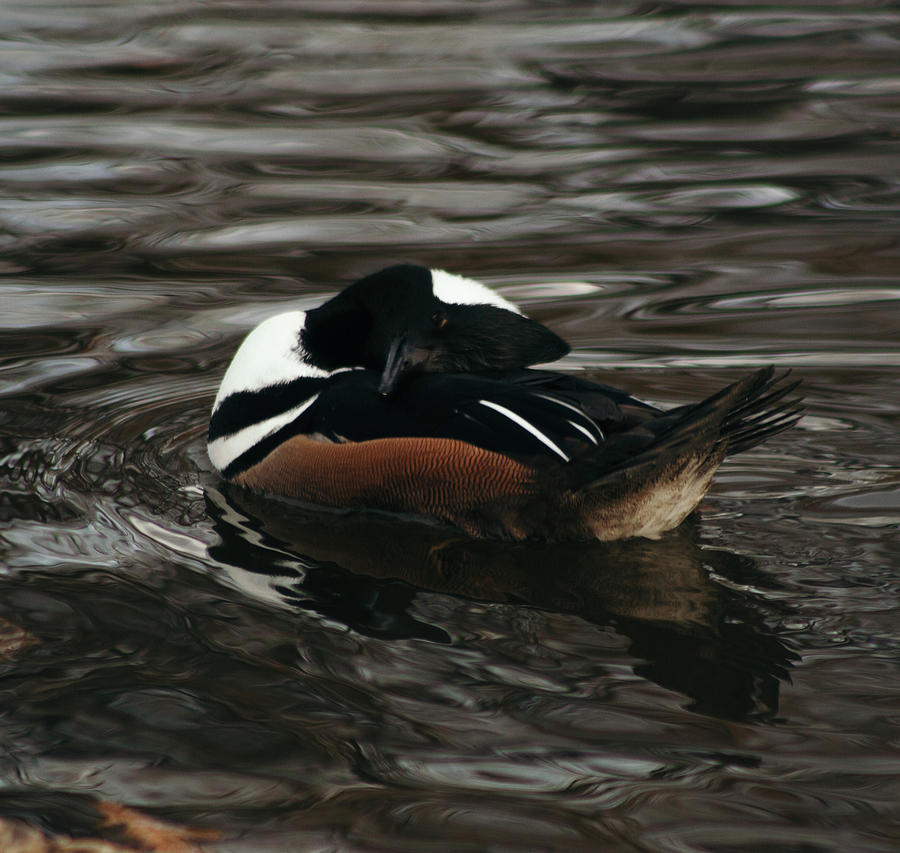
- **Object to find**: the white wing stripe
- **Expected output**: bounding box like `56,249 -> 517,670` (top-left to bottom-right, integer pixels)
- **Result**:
533,392 -> 604,442
478,400 -> 570,461
533,392 -> 583,416
208,393 -> 319,472
568,419 -> 600,445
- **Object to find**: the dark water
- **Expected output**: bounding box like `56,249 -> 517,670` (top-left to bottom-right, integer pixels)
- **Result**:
2,1 -> 899,851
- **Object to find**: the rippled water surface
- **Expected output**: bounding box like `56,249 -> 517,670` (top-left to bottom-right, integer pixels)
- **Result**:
2,2 -> 899,851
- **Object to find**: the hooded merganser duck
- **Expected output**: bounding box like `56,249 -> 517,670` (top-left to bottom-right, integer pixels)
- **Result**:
208,264 -> 802,541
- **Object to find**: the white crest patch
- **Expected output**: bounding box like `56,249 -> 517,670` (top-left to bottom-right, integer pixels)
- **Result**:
430,268 -> 523,315
211,311 -> 326,413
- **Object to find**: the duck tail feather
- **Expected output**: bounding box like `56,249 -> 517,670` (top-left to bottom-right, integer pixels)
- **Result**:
718,368 -> 804,455
566,367 -> 803,494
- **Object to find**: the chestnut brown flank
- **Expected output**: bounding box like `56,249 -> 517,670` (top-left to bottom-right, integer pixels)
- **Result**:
234,435 -> 535,517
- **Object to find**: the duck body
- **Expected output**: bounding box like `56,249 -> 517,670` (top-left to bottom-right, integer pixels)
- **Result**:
208,265 -> 801,541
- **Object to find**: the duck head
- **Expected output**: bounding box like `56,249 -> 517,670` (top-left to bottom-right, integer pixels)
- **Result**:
301,264 -> 570,395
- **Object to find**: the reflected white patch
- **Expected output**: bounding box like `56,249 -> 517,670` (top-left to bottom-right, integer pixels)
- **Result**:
430,268 -> 523,315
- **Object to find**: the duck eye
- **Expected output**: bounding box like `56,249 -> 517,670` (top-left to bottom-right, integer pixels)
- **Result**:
432,311 -> 448,330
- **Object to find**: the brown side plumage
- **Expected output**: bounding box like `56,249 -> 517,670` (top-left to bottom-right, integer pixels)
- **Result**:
234,434 -> 538,538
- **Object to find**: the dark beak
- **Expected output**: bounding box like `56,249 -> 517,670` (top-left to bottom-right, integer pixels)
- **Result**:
379,334 -> 410,397
379,333 -> 428,397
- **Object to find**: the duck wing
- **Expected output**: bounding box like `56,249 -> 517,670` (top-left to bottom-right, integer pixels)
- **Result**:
300,370 -> 622,463
213,367 -> 800,486
216,366 -> 666,477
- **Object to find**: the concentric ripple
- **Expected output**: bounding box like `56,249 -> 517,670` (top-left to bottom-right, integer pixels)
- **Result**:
1,1 -> 899,851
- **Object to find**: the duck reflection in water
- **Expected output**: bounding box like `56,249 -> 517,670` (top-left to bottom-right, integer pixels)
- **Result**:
205,484 -> 796,723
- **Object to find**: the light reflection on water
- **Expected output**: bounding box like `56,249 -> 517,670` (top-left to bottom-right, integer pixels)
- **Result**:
1,1 -> 899,851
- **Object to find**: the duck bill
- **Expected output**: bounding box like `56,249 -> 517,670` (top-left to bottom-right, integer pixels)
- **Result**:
379,334 -> 432,397
378,334 -> 411,397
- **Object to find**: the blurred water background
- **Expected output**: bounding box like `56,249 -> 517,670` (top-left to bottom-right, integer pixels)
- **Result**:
1,1 -> 899,851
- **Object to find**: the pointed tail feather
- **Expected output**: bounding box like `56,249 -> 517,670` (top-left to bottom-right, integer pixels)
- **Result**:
566,366 -> 803,495
718,368 -> 804,455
